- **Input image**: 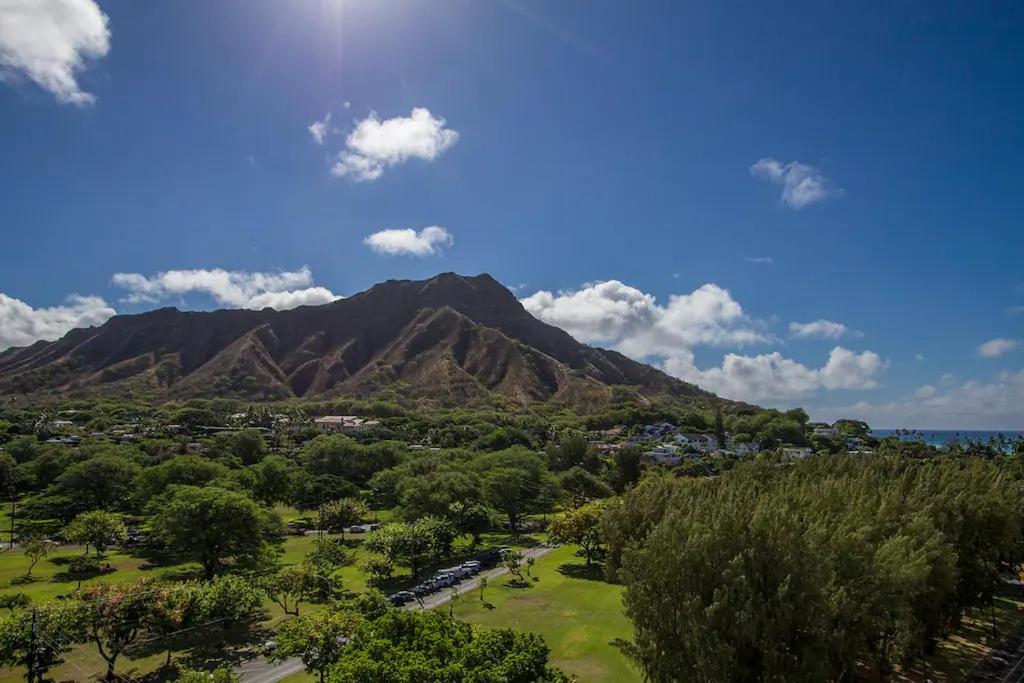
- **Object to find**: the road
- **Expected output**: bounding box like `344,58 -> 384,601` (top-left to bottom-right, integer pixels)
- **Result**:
236,544 -> 557,683
406,544 -> 556,611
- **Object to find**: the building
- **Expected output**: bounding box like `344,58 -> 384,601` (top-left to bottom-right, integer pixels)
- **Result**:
313,415 -> 381,433
733,442 -> 761,456
673,433 -> 718,452
781,446 -> 814,461
645,444 -> 682,466
811,425 -> 839,438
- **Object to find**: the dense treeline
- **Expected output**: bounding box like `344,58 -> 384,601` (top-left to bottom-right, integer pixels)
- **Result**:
602,455 -> 1024,681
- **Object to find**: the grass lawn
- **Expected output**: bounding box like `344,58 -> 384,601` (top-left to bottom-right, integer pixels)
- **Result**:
450,545 -> 640,683
0,532 -> 366,683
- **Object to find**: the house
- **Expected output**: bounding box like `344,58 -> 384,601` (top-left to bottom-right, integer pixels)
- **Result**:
645,444 -> 682,466
673,433 -> 718,453
733,442 -> 761,456
314,416 -> 381,433
781,446 -> 813,461
811,425 -> 838,438
642,422 -> 677,438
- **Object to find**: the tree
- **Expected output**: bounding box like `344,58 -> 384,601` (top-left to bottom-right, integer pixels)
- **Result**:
64,510 -> 127,556
359,554 -> 394,586
326,609 -> 569,682
147,485 -> 283,579
483,467 -> 547,532
363,517 -> 452,583
251,454 -> 296,505
77,579 -> 155,681
147,581 -> 203,666
478,576 -> 488,602
196,574 -> 263,629
503,550 -> 525,581
546,433 -> 600,473
262,565 -> 316,616
319,497 -> 368,539
270,609 -> 363,683
549,501 -> 607,566
22,538 -> 54,579
176,666 -> 237,683
304,537 -> 352,596
0,603 -> 80,683
224,429 -> 267,465
448,501 -> 492,547
49,455 -> 139,520
134,456 -> 229,504
558,467 -> 613,508
290,473 -> 361,512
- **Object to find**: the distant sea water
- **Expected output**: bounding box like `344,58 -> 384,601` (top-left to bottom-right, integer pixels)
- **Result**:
871,429 -> 1024,447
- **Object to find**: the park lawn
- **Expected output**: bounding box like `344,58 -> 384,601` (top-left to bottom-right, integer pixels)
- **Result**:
0,533 -> 363,683
450,545 -> 640,683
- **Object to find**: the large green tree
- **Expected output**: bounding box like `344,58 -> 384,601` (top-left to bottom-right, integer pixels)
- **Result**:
147,485 -> 283,579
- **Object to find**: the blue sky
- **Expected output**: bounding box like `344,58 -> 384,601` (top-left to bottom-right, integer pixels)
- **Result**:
1,0 -> 1021,428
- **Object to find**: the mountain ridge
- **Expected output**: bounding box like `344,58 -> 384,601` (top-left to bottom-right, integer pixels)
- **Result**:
0,273 -> 717,408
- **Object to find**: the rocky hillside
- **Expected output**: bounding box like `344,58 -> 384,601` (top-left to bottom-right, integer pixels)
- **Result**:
0,273 -> 715,407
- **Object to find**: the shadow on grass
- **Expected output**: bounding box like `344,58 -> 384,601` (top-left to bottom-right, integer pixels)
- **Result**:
128,614 -> 274,682
557,562 -> 608,582
504,577 -> 534,591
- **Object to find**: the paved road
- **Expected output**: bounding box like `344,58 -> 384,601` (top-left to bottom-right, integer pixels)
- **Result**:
236,545 -> 557,683
235,656 -> 306,683
407,544 -> 556,611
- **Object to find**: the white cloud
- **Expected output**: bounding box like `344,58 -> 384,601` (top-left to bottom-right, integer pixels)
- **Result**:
817,371 -> 1024,430
362,226 -> 453,257
915,353 -> 927,362
308,112 -> 332,145
521,281 -> 769,358
978,338 -> 1020,359
111,266 -> 341,310
521,279 -> 886,405
664,346 -> 885,403
0,293 -> 115,350
789,319 -> 859,340
745,256 -> 774,265
750,158 -> 842,209
0,0 -> 110,105
331,107 -> 459,181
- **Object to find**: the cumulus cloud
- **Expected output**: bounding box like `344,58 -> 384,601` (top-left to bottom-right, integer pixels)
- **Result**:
0,0 -> 110,105
331,107 -> 459,181
750,158 -> 842,209
978,337 -> 1020,359
521,281 -> 769,358
664,346 -> 885,403
308,112 -> 332,145
363,226 -> 453,257
111,266 -> 341,310
521,279 -> 886,405
789,319 -> 860,340
818,371 -> 1024,430
0,293 -> 115,350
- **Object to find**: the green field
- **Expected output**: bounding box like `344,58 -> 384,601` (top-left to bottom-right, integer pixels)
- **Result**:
451,545 -> 640,683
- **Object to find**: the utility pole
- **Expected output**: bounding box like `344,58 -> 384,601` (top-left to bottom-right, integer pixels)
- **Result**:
9,493 -> 16,551
27,608 -> 37,683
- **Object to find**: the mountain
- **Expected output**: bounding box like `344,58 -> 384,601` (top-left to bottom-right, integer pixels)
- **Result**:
0,273 -> 715,408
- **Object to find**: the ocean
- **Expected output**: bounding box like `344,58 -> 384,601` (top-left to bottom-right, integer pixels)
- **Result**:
870,430 -> 1024,448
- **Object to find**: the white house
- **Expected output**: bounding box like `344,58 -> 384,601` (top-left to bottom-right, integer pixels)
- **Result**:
781,446 -> 814,461
646,444 -> 683,466
314,415 -> 380,433
673,433 -> 717,452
